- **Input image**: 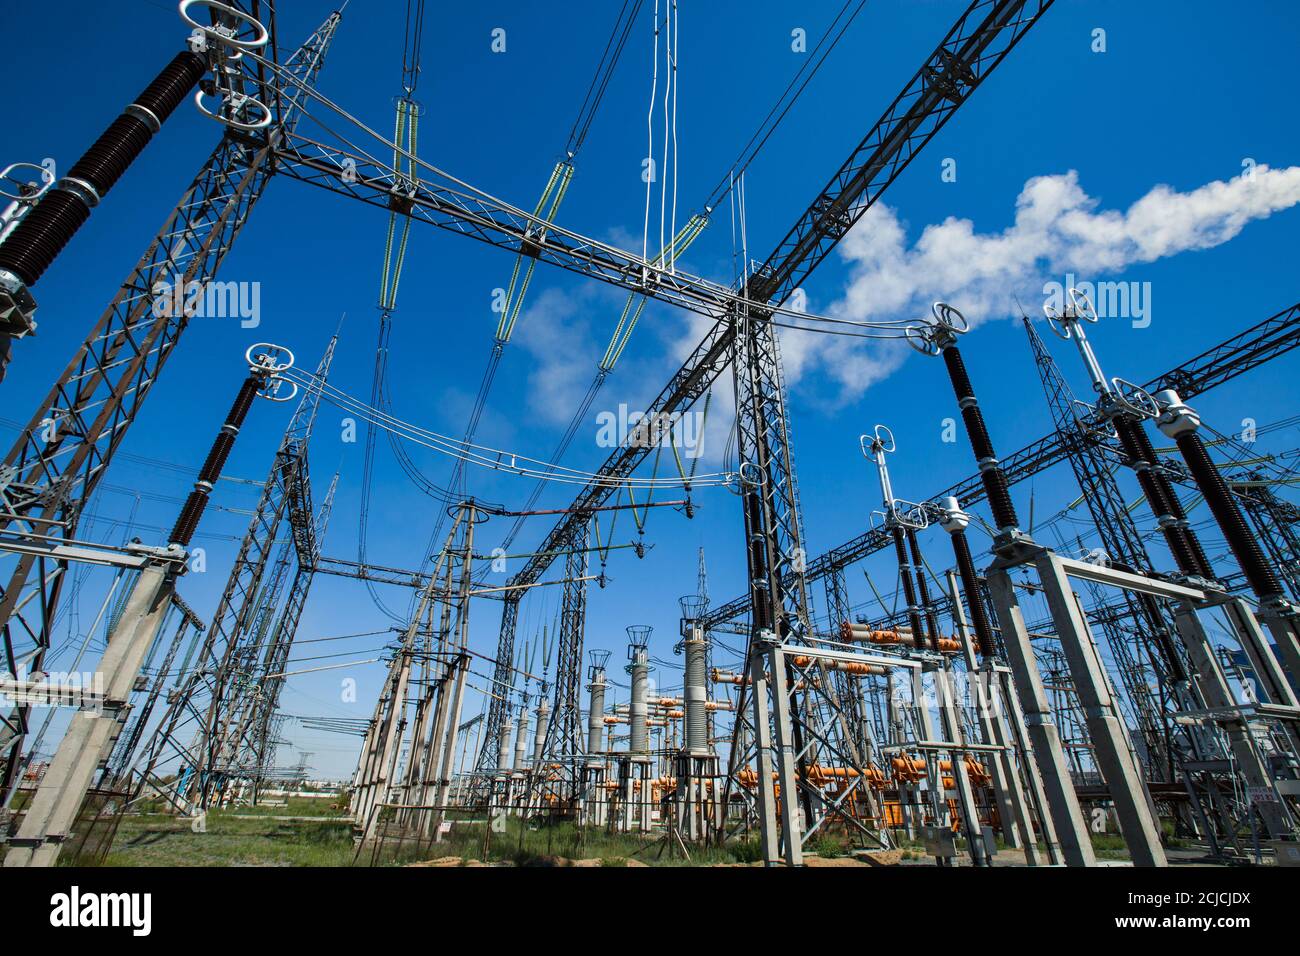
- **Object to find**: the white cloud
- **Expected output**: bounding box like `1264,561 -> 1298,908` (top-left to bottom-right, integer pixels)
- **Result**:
514,166 -> 1300,456
778,165 -> 1300,404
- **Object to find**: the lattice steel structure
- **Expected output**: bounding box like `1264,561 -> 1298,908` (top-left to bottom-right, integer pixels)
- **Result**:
532,522 -> 591,805
702,300 -> 1300,630
0,9 -> 344,797
131,336 -> 336,809
475,0 -> 1056,783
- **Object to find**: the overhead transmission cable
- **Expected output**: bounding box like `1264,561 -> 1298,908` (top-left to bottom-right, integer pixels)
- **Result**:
498,3 -> 870,551
393,2 -> 645,607
285,368 -> 733,490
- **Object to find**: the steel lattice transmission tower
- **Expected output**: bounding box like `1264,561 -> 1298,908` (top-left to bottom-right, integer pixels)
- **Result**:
131,335 -> 338,809
472,0 -> 1057,788
534,522 -> 591,805
0,8 -> 346,797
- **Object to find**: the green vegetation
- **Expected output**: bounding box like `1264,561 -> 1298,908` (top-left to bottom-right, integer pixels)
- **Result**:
100,810 -> 355,867
93,798 -> 765,867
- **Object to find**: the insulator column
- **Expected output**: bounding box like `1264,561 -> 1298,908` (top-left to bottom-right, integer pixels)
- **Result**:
1157,391 -> 1285,602
629,653 -> 649,754
893,527 -> 928,644
532,698 -> 550,765
905,527 -> 942,652
586,665 -> 607,756
1113,416 -> 1214,579
169,370 -> 263,547
0,51 -> 207,340
498,717 -> 514,772
940,344 -> 1020,533
940,498 -> 995,658
684,627 -> 709,752
512,707 -> 529,772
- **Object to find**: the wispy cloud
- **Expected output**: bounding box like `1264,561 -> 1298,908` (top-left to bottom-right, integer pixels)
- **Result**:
778,165 -> 1300,403
514,166 -> 1300,461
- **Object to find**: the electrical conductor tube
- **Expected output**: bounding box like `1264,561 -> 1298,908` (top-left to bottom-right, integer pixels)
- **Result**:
1157,390 -> 1285,602
0,52 -> 207,292
169,369 -> 264,546
939,499 -> 995,658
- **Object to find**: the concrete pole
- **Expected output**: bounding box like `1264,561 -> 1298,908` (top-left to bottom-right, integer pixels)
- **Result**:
430,505 -> 476,831
1034,553 -> 1166,866
986,568 -> 1096,866
6,562 -> 177,867
946,569 -> 1023,850
935,664 -> 989,866
994,665 -> 1063,864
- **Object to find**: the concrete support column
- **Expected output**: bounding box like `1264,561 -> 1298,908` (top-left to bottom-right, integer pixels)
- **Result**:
1034,554 -> 1166,866
6,563 -> 175,867
986,568 -> 1096,866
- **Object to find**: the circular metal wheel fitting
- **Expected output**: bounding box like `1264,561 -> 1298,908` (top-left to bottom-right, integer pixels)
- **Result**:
1043,304 -> 1073,341
246,342 -> 295,374
1112,377 -> 1160,420
194,89 -> 273,131
256,376 -> 299,403
738,461 -> 767,488
904,323 -> 941,355
874,423 -> 897,454
1067,288 -> 1099,323
931,301 -> 969,333
0,162 -> 54,200
179,0 -> 270,50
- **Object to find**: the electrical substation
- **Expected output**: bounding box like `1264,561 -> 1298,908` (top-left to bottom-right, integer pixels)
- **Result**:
1,0 -> 1299,893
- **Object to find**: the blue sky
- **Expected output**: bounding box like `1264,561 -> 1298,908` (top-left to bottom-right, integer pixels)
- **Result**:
5,1 -> 1299,778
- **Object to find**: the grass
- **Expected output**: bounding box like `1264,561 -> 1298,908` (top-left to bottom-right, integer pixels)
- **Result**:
81,790 -> 1114,867
100,811 -> 356,867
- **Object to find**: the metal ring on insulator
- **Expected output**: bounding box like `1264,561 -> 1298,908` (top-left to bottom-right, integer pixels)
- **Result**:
194,89 -> 272,131
0,163 -> 55,201
1043,303 -> 1073,340
738,461 -> 766,487
1111,377 -> 1160,420
904,323 -> 941,356
257,376 -> 299,403
874,423 -> 896,454
1067,287 -> 1099,323
931,301 -> 969,334
179,0 -> 270,50
1071,399 -> 1114,439
246,342 -> 295,374
891,499 -> 929,530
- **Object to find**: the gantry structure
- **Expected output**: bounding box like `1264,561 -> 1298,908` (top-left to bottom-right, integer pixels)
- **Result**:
2,0 -> 1298,869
